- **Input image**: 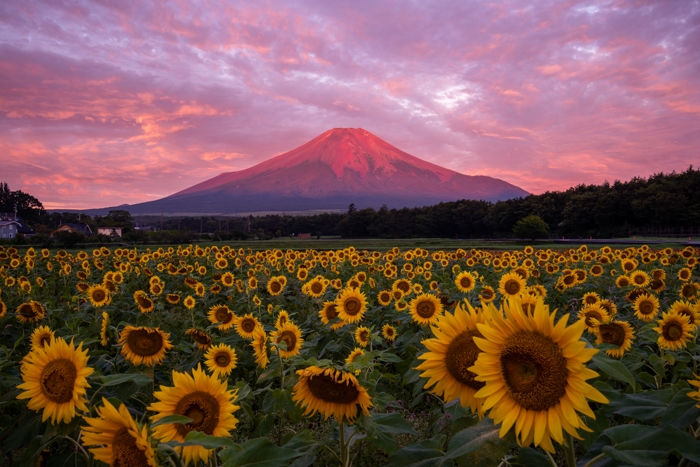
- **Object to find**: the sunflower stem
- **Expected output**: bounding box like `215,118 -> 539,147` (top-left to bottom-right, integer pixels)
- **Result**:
277,348 -> 285,446
564,433 -> 577,467
62,435 -> 91,467
583,453 -> 607,467
545,450 -> 558,467
339,421 -> 348,467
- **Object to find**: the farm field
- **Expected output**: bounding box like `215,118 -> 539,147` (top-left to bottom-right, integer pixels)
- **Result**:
1,243 -> 700,467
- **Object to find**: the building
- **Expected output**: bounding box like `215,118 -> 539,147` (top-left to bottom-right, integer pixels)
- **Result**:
52,223 -> 93,237
0,220 -> 20,239
97,226 -> 123,237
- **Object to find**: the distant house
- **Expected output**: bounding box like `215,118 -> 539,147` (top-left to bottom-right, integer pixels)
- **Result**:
53,223 -> 93,237
97,226 -> 123,237
0,220 -> 20,239
298,233 -> 312,239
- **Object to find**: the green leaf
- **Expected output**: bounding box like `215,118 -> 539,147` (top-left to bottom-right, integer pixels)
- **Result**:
443,417 -> 502,461
661,388 -> 700,428
220,438 -> 299,467
150,414 -> 194,428
371,412 -> 418,435
607,389 -> 674,420
174,431 -> 238,449
385,434 -> 449,467
592,352 -> 636,387
100,372 -> 153,387
510,447 -> 552,467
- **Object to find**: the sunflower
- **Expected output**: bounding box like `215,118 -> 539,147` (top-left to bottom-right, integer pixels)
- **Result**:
629,270 -> 650,288
221,272 -> 235,287
669,300 -> 700,328
392,279 -> 412,295
455,271 -> 476,293
409,293 -> 444,326
166,293 -> 181,305
149,365 -> 240,466
598,299 -> 618,318
654,311 -> 693,351
30,325 -> 54,350
335,288 -> 367,324
267,277 -> 284,296
81,397 -> 157,467
87,284 -> 111,307
498,272 -> 526,298
633,293 -> 660,322
204,343 -> 238,378
17,337 -> 94,424
235,314 -> 261,340
270,322 -> 304,358
678,268 -> 693,282
276,310 -> 290,329
251,328 -> 269,369
581,292 -> 600,306
415,301 -> 486,414
119,326 -> 172,366
101,312 -> 109,346
382,324 -> 397,342
371,290 -> 390,308
615,276 -> 631,288
135,293 -> 155,314
479,286 -> 496,303
304,277 -> 326,298
0,300 -> 7,319
578,304 -> 609,333
345,348 -> 365,365
292,366 -> 372,424
471,298 -> 608,453
208,305 -> 236,331
354,326 -> 371,347
319,301 -> 345,330
186,328 -> 213,350
680,282 -> 700,300
593,319 -> 634,359
15,301 -> 45,323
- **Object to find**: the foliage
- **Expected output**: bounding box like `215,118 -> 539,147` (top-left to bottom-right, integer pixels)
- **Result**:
513,215 -> 549,240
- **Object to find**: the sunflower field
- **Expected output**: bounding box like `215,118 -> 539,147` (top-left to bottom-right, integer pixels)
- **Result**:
1,243 -> 700,467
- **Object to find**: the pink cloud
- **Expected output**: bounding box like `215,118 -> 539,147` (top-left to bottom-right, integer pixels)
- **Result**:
0,0 -> 698,209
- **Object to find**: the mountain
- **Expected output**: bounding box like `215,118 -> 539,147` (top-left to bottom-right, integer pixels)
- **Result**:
98,128 -> 529,214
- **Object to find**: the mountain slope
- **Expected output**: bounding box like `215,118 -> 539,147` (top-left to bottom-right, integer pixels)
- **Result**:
107,128 -> 529,214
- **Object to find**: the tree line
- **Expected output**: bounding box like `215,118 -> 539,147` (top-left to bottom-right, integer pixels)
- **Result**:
3,166 -> 700,244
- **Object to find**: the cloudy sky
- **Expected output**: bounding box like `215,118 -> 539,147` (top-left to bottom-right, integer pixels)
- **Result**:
1,0 -> 698,209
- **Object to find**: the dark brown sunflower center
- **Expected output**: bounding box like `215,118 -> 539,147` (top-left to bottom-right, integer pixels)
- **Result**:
270,281 -> 282,293
500,330 -> 569,411
584,310 -> 602,327
416,300 -> 436,318
215,352 -> 231,367
680,271 -> 690,280
18,303 -> 36,317
359,330 -> 369,342
214,307 -> 232,323
663,322 -> 684,341
126,329 -> 164,357
505,280 -> 521,295
92,289 -> 107,302
481,289 -> 493,299
137,296 -> 152,308
321,305 -> 337,322
40,358 -> 77,403
175,391 -> 220,436
682,285 -> 695,298
599,323 -> 625,346
397,282 -> 410,293
460,277 -> 472,288
112,427 -> 149,467
379,292 -> 391,303
344,298 -> 361,315
278,330 -> 297,351
307,373 -> 359,404
385,328 -> 394,336
240,318 -> 256,333
638,300 -> 654,315
592,266 -> 602,274
39,335 -> 51,347
445,330 -> 485,390
193,333 -> 210,345
563,275 -> 575,285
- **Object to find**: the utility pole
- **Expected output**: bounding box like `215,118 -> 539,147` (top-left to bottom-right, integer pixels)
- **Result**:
13,203 -> 17,221
200,218 -> 203,234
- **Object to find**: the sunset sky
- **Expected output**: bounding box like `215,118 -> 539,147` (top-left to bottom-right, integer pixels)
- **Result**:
1,0 -> 699,210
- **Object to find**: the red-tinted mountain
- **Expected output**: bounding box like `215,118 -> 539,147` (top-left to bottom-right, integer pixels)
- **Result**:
114,128 -> 528,214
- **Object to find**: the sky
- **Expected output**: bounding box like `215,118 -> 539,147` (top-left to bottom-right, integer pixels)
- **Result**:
1,0 -> 699,210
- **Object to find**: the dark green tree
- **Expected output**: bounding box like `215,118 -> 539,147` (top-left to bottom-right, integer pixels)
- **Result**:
513,215 -> 550,240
